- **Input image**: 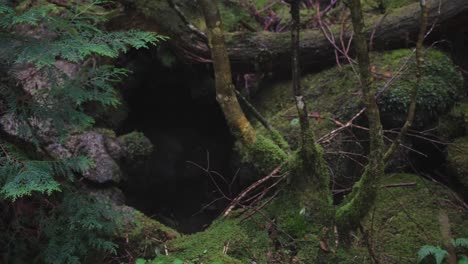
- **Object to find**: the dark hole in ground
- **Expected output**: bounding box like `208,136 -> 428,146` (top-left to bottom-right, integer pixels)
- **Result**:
117,48 -> 235,233
409,137 -> 447,177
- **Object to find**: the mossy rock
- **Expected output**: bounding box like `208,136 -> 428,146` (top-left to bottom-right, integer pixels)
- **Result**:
351,173 -> 468,263
146,218 -> 252,264
115,206 -> 180,259
377,50 -> 463,128
253,49 -> 463,148
447,137 -> 468,189
438,100 -> 468,139
118,131 -> 154,161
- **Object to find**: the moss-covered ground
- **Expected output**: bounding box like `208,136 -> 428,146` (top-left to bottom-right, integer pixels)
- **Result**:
136,173 -> 467,263
253,49 -> 463,148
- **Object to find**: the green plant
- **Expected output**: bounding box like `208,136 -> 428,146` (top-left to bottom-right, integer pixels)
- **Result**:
0,0 -> 165,262
418,238 -> 468,264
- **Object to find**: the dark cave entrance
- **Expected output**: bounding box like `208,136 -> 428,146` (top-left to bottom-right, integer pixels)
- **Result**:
117,47 -> 235,233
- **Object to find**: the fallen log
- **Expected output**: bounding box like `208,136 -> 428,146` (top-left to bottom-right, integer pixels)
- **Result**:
115,0 -> 468,73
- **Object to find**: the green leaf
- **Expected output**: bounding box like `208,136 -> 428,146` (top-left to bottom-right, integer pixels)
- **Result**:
453,238 -> 468,248
418,245 -> 448,264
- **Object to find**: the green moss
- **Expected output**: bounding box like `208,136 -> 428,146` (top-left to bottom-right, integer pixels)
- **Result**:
94,128 -> 117,138
355,173 -> 468,263
377,50 -> 463,128
237,134 -> 288,175
447,137 -> 468,189
116,207 -> 180,259
361,0 -> 418,14
254,49 -> 463,149
438,101 -> 468,139
148,219 -> 248,264
118,131 -> 154,161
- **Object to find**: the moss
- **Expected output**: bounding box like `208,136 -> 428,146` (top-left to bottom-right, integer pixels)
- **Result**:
377,49 -> 464,128
147,219 -> 249,264
118,131 -> 154,161
93,128 -> 117,138
447,137 -> 468,189
354,173 -> 468,263
137,173 -> 468,263
237,134 -> 288,175
438,101 -> 468,139
253,49 -> 463,149
116,207 -> 180,259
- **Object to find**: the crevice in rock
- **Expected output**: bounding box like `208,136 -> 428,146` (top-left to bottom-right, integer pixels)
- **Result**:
116,47 -> 235,233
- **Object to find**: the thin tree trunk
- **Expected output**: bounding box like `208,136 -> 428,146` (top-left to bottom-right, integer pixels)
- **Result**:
199,0 -> 256,145
384,0 -> 429,161
289,1 -> 334,257
199,0 -> 288,174
335,0 -> 385,237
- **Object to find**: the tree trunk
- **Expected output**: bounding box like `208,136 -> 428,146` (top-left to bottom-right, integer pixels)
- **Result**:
198,0 -> 255,145
335,0 -> 386,238
198,0 -> 288,175
122,0 -> 468,73
289,1 -> 334,258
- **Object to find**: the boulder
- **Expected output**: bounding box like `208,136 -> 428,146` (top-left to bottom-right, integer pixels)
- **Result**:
447,137 -> 468,190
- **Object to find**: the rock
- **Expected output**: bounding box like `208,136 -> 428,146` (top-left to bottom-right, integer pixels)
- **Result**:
447,136 -> 468,189
67,131 -> 123,184
252,49 -> 463,184
87,186 -> 126,205
438,100 -> 468,140
352,173 -> 468,263
113,205 -> 180,259
118,131 -> 154,162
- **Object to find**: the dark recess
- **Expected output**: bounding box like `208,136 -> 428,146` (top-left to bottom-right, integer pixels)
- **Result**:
117,47 -> 235,233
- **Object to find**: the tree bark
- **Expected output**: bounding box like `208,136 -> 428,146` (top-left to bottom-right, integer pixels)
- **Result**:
198,0 -> 255,145
335,0 -> 386,237
122,0 -> 468,73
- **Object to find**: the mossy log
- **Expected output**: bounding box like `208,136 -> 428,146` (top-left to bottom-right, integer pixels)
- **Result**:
117,0 -> 468,73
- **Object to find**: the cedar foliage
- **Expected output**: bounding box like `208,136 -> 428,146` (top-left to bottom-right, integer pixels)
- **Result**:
0,0 -> 164,262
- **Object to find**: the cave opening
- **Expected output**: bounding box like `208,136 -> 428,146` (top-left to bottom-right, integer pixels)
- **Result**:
116,47 -> 235,233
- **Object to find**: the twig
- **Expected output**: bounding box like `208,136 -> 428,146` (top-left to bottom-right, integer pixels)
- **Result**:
333,182 -> 417,194
235,89 -> 273,131
223,163 -> 285,217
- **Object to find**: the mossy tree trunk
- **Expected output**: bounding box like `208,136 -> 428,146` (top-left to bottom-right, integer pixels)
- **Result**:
199,0 -> 287,174
384,0 -> 429,161
199,0 -> 255,145
336,0 -> 430,238
289,0 -> 334,256
335,0 -> 386,237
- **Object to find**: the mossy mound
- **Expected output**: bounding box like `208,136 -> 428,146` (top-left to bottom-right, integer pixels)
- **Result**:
377,50 -> 463,128
145,218 -> 256,264
253,49 -> 463,148
135,173 -> 467,263
350,173 -> 468,263
438,100 -> 468,139
116,206 -> 180,259
235,133 -> 288,175
118,131 -> 154,161
447,137 -> 468,189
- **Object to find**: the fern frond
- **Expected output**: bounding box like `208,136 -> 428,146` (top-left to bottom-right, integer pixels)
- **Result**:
453,238 -> 468,248
418,245 -> 448,264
